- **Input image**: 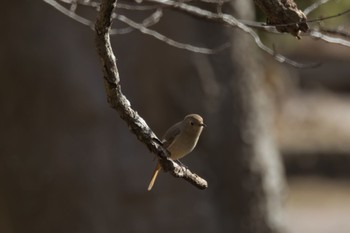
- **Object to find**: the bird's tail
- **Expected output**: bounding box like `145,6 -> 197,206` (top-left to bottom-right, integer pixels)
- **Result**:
148,162 -> 162,191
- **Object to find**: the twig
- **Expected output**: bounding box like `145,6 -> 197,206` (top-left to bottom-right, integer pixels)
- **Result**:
304,0 -> 332,16
308,28 -> 350,47
114,13 -> 229,54
307,8 -> 350,23
45,0 -> 224,53
147,0 -> 317,68
111,8 -> 163,35
44,0 -> 94,28
95,0 -> 208,190
116,2 -> 161,10
59,0 -> 100,8
320,27 -> 350,39
44,0 -> 320,67
236,7 -> 350,33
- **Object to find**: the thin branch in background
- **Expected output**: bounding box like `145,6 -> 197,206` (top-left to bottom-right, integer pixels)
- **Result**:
142,8 -> 162,25
114,13 -> 230,54
307,8 -> 350,23
59,0 -> 161,11
111,8 -> 163,35
241,6 -> 350,32
44,0 -> 94,28
59,0 -> 100,8
148,0 -> 317,67
69,1 -> 78,11
304,0 -> 333,16
44,0 -> 350,66
237,6 -> 350,34
216,0 -> 224,15
320,27 -> 350,38
199,0 -> 231,3
240,9 -> 350,30
45,0 -> 226,53
116,2 -> 161,11
308,29 -> 350,47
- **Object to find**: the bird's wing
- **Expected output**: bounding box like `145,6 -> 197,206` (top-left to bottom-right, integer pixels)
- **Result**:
162,122 -> 181,149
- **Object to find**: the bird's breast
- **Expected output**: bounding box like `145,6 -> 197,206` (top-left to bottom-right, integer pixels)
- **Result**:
166,131 -> 201,160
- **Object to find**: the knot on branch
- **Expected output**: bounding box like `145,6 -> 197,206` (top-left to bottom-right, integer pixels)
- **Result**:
255,0 -> 309,38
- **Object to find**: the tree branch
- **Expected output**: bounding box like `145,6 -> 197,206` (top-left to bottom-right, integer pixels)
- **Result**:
95,0 -> 208,190
113,13 -> 229,54
147,0 -> 316,68
303,0 -> 332,16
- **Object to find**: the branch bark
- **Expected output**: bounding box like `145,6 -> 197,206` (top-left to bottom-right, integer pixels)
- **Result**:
94,0 -> 207,190
253,0 -> 309,38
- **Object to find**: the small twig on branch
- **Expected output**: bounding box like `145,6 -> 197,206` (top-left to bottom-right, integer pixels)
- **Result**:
116,2 -> 161,10
44,0 -> 94,28
45,0 -> 324,67
111,8 -> 163,35
303,0 -> 332,16
307,8 -> 350,24
45,0 -> 226,53
148,0 -> 317,68
319,27 -> 350,39
95,0 -> 208,190
308,29 -> 350,47
235,6 -> 350,35
114,13 -> 229,54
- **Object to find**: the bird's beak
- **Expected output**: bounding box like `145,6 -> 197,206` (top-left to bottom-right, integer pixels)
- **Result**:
201,123 -> 207,128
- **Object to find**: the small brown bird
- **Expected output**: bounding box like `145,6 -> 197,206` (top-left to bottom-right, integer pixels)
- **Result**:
147,114 -> 206,191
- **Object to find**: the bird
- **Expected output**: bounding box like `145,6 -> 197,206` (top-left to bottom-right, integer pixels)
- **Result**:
147,114 -> 206,191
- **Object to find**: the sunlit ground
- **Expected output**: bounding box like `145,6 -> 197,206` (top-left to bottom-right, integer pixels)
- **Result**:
285,177 -> 350,233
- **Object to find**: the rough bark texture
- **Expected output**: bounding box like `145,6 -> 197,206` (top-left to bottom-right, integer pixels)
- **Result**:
254,0 -> 309,38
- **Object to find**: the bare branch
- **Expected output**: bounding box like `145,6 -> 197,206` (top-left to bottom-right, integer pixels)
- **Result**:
307,8 -> 350,23
308,29 -> 350,47
95,0 -> 208,190
111,8 -> 163,35
114,13 -> 229,54
44,0 -> 94,28
59,0 -> 100,8
147,0 -> 316,67
116,2 -> 161,10
45,0 -> 224,53
233,7 -> 350,34
320,27 -> 350,39
45,0 -> 325,67
303,0 -> 332,16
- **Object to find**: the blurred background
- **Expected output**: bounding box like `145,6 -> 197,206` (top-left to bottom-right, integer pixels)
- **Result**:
1,0 -> 350,233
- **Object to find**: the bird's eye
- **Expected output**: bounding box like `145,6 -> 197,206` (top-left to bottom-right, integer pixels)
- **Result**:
190,121 -> 194,126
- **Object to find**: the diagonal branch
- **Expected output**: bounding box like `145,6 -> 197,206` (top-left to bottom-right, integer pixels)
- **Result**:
95,0 -> 208,190
44,0 -> 94,28
303,0 -> 332,16
114,13 -> 229,54
308,28 -> 350,47
110,8 -> 163,35
147,0 -> 317,68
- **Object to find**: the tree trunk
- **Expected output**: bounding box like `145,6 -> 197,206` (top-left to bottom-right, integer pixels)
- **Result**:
202,1 -> 286,232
